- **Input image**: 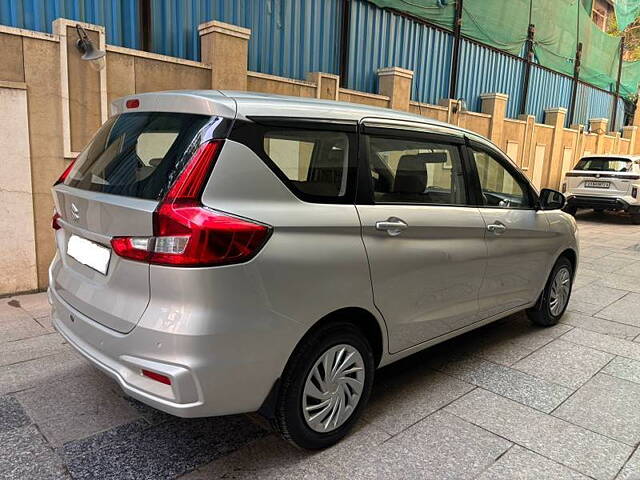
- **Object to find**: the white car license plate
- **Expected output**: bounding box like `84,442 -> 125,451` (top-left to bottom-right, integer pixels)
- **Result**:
66,235 -> 111,275
584,180 -> 610,189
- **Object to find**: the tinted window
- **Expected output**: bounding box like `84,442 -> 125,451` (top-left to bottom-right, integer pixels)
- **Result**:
263,130 -> 349,198
367,136 -> 467,205
574,157 -> 633,172
471,149 -> 531,208
64,112 -> 212,200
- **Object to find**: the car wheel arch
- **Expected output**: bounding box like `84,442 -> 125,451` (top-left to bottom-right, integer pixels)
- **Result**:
257,306 -> 385,422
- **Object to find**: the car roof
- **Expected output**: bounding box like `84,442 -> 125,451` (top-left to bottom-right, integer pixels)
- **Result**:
580,153 -> 640,161
111,89 -> 484,141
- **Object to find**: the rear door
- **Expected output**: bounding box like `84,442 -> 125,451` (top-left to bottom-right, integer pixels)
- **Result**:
356,120 -> 487,353
566,157 -> 637,197
51,111 -> 216,332
466,140 -> 555,318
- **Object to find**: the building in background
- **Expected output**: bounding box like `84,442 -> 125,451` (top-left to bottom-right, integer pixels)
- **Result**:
591,0 -> 615,31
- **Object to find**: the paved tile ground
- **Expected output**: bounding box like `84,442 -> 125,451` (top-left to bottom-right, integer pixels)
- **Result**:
1,210 -> 640,479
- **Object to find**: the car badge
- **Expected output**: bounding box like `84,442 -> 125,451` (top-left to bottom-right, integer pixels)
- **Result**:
71,203 -> 80,221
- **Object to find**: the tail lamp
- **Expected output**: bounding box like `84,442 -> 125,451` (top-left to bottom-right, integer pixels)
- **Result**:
52,212 -> 62,230
111,140 -> 271,267
52,159 -> 78,230
54,159 -> 76,186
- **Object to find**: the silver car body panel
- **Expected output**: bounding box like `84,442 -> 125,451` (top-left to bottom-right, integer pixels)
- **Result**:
49,90 -> 578,418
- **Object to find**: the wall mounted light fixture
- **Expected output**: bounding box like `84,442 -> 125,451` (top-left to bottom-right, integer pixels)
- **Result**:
75,24 -> 106,71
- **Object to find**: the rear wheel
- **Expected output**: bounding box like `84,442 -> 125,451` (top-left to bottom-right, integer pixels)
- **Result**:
274,322 -> 374,449
563,205 -> 577,216
593,208 -> 604,214
527,256 -> 573,327
632,213 -> 640,225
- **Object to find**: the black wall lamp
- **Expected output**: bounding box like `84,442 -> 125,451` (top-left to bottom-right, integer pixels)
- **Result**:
75,24 -> 106,71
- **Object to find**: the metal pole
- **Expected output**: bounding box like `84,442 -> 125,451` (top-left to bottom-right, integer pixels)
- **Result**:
519,23 -> 535,116
611,36 -> 624,130
568,42 -> 583,126
139,0 -> 152,52
339,0 -> 351,88
448,0 -> 464,99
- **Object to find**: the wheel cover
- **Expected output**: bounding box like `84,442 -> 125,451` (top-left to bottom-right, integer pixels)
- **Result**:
549,267 -> 571,316
302,344 -> 365,433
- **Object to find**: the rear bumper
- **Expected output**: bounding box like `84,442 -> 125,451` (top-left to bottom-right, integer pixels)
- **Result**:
565,195 -> 640,213
48,277 -> 298,418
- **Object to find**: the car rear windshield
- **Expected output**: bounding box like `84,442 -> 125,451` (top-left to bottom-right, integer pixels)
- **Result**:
64,112 -> 212,200
574,157 -> 633,172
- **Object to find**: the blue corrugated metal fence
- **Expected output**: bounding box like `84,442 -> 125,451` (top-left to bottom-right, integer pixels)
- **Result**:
150,0 -> 340,80
455,38 -> 524,119
0,0 -> 139,48
0,0 -> 629,129
526,65 -> 573,124
346,0 -> 451,105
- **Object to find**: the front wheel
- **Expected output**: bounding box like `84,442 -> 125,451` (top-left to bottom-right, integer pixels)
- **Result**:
527,256 -> 573,327
274,322 -> 375,449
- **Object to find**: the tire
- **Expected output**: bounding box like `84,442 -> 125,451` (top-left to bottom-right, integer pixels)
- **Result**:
593,208 -> 604,214
274,322 -> 375,449
527,256 -> 573,327
563,205 -> 577,216
632,213 -> 640,225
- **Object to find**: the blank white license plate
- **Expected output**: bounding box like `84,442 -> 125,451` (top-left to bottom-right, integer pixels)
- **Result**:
67,235 -> 111,275
584,181 -> 610,188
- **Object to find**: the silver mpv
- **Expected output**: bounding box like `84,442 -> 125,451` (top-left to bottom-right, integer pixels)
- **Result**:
49,91 -> 578,449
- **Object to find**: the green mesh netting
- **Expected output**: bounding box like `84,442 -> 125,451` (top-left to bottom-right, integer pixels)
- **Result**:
364,0 -> 455,30
365,0 -> 638,99
622,61 -> 640,97
461,0 -> 529,55
614,0 -> 640,31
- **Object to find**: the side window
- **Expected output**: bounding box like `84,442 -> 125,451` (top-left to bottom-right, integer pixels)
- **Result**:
471,148 -> 531,208
263,130 -> 349,198
368,136 -> 467,205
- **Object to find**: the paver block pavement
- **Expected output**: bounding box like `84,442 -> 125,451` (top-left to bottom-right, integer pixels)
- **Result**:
512,339 -> 613,389
476,445 -> 590,480
560,310 -> 640,341
553,373 -> 640,446
431,354 -> 573,412
445,388 -> 632,480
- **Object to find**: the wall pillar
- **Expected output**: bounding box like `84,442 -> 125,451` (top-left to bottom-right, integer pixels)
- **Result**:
439,99 -> 464,126
52,19 -> 107,158
622,126 -> 638,153
198,21 -> 250,90
518,114 -> 536,176
377,67 -> 413,111
481,93 -> 508,147
589,118 -> 608,153
610,131 -> 621,153
633,103 -> 640,127
307,72 -> 340,100
543,107 -> 567,189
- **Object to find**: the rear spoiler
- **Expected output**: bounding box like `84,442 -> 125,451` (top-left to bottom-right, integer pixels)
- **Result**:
111,92 -> 236,119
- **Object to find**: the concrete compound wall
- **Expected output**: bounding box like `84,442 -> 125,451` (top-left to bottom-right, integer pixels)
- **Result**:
0,18 -> 639,296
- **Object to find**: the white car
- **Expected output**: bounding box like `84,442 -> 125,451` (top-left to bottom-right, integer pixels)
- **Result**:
563,154 -> 640,224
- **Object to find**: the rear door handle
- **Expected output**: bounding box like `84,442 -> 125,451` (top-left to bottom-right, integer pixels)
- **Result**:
375,217 -> 408,236
487,222 -> 506,234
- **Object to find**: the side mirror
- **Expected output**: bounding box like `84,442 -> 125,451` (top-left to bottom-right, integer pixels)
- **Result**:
539,188 -> 566,210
